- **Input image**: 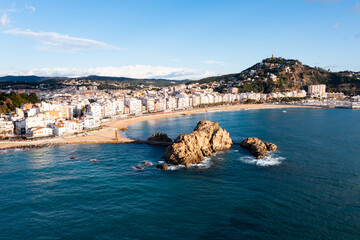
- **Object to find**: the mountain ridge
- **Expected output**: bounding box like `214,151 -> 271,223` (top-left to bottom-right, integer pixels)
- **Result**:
1,57 -> 359,94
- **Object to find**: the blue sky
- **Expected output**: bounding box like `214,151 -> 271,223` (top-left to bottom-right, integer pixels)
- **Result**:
0,0 -> 359,79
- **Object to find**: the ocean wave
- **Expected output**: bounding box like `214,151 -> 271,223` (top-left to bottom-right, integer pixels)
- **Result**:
0,149 -> 24,155
160,157 -> 212,171
239,153 -> 285,167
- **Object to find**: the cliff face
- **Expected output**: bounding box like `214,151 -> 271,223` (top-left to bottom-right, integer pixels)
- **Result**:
164,121 -> 232,166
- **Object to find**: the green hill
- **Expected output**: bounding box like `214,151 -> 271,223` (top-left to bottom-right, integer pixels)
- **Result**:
0,93 -> 39,113
199,57 -> 360,95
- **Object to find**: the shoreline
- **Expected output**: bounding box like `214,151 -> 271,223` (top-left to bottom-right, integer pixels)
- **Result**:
0,104 -> 319,151
104,104 -> 320,129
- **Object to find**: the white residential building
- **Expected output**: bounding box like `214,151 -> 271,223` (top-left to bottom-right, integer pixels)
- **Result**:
88,103 -> 103,118
142,98 -> 155,112
82,116 -> 100,130
30,127 -> 53,138
52,123 -> 67,136
0,118 -> 14,137
200,95 -> 209,105
308,84 -> 326,97
26,108 -> 39,117
191,95 -> 201,107
166,97 -> 177,110
124,98 -> 142,115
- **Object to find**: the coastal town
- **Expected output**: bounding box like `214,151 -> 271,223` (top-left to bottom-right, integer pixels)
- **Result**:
0,81 -> 359,141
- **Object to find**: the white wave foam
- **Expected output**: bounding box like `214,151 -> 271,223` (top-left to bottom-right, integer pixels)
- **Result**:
162,157 -> 212,171
132,161 -> 154,170
239,153 -> 285,167
132,166 -> 144,170
0,149 -> 24,154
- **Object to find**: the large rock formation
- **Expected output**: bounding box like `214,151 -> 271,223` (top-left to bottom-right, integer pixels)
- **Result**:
147,132 -> 173,143
240,137 -> 277,159
164,120 -> 232,166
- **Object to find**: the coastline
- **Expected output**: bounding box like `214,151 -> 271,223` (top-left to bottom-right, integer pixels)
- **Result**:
0,104 -> 319,150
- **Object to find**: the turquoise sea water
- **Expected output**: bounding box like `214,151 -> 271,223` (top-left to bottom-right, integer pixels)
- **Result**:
1,108 -> 360,240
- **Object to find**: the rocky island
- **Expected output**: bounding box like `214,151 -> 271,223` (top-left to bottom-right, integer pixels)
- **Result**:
153,121 -> 278,170
162,120 -> 233,167
240,137 -> 277,159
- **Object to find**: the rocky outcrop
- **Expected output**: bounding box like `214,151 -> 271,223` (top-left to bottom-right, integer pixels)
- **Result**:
134,161 -> 153,170
142,161 -> 153,167
156,163 -> 168,170
164,120 -> 232,166
264,142 -> 277,152
147,133 -> 173,143
240,137 -> 277,159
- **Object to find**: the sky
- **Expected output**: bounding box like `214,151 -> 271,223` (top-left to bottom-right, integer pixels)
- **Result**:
0,0 -> 359,80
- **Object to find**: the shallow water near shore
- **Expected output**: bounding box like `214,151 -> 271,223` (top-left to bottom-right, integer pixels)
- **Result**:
1,108 -> 360,239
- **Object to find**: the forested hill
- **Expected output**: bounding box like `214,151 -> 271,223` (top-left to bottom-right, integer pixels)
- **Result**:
0,93 -> 39,113
198,57 -> 360,95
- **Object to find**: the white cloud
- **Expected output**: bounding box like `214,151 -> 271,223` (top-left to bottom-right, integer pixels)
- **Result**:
25,5 -> 36,12
0,65 -> 216,80
333,23 -> 340,29
203,60 -> 226,66
4,29 -> 121,51
0,14 -> 10,28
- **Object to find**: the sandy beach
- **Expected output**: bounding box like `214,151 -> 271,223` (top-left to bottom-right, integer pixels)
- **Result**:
0,104 -> 317,150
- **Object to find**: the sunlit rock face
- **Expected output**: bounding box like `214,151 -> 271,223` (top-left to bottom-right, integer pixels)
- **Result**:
164,121 -> 232,166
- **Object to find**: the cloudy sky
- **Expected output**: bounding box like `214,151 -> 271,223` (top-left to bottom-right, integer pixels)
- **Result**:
0,0 -> 359,79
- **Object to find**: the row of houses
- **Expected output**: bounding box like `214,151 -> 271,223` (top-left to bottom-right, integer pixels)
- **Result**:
0,89 -> 309,138
0,112 -> 100,138
30,116 -> 100,138
85,91 -> 308,117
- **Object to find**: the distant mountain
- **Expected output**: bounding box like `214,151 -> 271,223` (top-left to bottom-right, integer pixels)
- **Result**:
0,76 -> 49,83
74,75 -> 187,86
0,75 -> 186,85
199,57 -> 360,95
1,59 -> 360,94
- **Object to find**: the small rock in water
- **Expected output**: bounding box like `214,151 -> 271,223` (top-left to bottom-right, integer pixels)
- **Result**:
147,133 -> 173,143
135,165 -> 144,170
240,137 -> 277,159
70,157 -> 76,160
156,163 -> 168,171
142,161 -> 152,167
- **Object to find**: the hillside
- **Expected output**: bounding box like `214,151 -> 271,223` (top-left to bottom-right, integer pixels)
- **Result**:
199,57 -> 360,95
0,76 -> 49,82
0,75 -> 187,89
0,93 -> 39,113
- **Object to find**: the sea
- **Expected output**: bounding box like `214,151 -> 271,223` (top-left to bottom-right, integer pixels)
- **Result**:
0,108 -> 359,240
